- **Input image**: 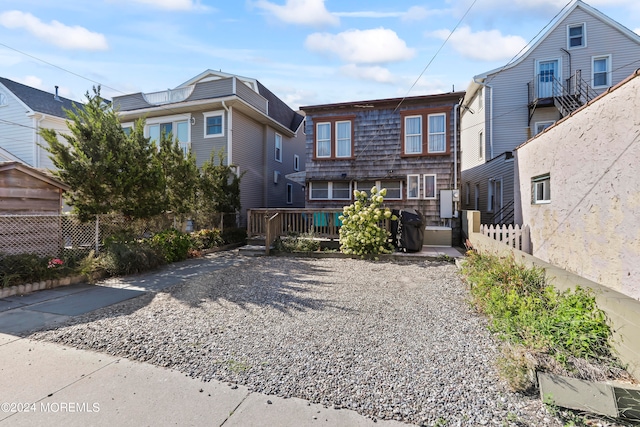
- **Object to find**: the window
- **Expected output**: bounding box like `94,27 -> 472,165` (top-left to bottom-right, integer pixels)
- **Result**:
309,182 -> 351,200
428,114 -> 446,153
423,175 -> 436,199
567,23 -> 585,48
532,174 -> 551,204
293,154 -> 300,171
356,181 -> 377,194
146,115 -> 191,154
465,182 -> 470,206
121,122 -> 133,136
404,116 -> 422,154
407,175 -> 420,199
474,184 -> 480,210
592,55 -> 611,88
380,180 -> 402,200
203,111 -> 224,137
275,133 -> 282,162
478,130 -> 484,159
478,89 -> 483,110
287,184 -> 293,204
401,108 -> 449,156
488,179 -> 494,212
535,121 -> 555,135
313,116 -> 354,159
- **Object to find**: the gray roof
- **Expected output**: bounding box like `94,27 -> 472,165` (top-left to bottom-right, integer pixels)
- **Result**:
256,81 -> 304,133
0,77 -> 80,118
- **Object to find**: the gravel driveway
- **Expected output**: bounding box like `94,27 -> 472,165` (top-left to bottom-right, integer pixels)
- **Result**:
31,254 -> 559,426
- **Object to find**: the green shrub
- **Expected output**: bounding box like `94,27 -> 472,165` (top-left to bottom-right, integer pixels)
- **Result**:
99,241 -> 165,276
221,227 -> 247,245
461,251 -> 614,364
276,232 -> 320,252
338,187 -> 395,256
191,228 -> 224,250
0,253 -> 70,288
150,229 -> 193,263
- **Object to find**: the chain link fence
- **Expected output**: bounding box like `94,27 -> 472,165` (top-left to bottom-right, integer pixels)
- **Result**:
0,212 -> 238,258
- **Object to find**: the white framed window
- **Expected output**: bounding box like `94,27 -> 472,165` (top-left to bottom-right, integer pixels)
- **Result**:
567,23 -> 586,49
293,154 -> 300,171
316,122 -> 331,158
488,179 -> 494,212
203,111 -> 224,138
465,182 -> 470,206
309,181 -> 351,200
287,183 -> 293,204
532,174 -> 551,204
275,133 -> 282,162
146,115 -> 191,153
335,121 -> 351,157
592,55 -> 611,88
121,122 -> 133,136
380,180 -> 402,200
478,130 -> 484,159
407,174 -> 420,199
356,181 -> 377,194
535,121 -> 555,135
404,115 -> 422,154
428,114 -> 446,153
423,174 -> 436,199
478,89 -> 483,111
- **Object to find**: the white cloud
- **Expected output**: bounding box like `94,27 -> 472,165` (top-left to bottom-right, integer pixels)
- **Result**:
0,11 -> 108,51
253,0 -> 339,27
333,6 -> 443,21
305,28 -> 415,64
14,75 -> 44,90
635,28 -> 640,35
340,65 -> 395,83
431,26 -> 527,61
125,0 -> 209,11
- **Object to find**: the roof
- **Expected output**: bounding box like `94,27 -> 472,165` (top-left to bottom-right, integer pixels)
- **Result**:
256,81 -> 305,132
301,91 -> 465,112
464,0 -> 640,102
0,77 -> 80,118
0,161 -> 70,190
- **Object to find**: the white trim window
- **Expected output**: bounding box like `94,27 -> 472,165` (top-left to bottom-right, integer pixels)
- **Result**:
310,181 -> 351,200
404,115 -> 422,154
286,183 -> 293,204
465,182 -> 470,206
203,111 -> 224,138
146,114 -> 191,153
427,114 -> 446,153
567,23 -> 586,49
275,133 -> 282,162
478,130 -> 484,159
316,122 -> 331,158
335,121 -> 351,157
535,121 -> 555,135
488,179 -> 494,212
407,174 -> 420,199
381,180 -> 402,200
423,174 -> 437,199
121,122 -> 133,136
293,154 -> 300,171
532,174 -> 551,204
592,55 -> 611,88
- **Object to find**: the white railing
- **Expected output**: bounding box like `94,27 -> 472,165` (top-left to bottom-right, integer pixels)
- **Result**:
480,224 -> 531,254
142,86 -> 195,105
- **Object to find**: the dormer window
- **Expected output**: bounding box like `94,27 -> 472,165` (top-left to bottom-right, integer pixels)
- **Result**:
568,23 -> 585,48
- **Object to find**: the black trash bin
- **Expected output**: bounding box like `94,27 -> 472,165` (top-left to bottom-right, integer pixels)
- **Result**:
391,209 -> 424,252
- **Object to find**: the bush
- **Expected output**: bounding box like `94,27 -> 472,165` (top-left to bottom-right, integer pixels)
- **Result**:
150,229 -> 193,263
338,187 -> 395,256
99,241 -> 165,276
221,227 -> 247,245
276,232 -> 320,252
0,253 -> 70,288
191,228 -> 224,250
461,251 -> 614,364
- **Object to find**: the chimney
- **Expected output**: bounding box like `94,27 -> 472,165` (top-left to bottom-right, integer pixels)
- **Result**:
54,86 -> 61,102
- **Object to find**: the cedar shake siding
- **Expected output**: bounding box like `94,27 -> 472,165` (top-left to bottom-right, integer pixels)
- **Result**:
302,92 -> 464,239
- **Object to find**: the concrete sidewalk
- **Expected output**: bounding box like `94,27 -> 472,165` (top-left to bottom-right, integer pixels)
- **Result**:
0,252 -> 407,426
0,333 -> 404,426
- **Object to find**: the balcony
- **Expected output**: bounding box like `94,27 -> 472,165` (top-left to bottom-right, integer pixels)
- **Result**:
142,86 -> 195,105
527,70 -> 599,122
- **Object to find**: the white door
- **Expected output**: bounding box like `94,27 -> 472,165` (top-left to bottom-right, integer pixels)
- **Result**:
538,60 -> 559,98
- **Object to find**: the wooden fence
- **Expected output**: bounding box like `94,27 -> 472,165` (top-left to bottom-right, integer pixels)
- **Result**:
480,223 -> 531,254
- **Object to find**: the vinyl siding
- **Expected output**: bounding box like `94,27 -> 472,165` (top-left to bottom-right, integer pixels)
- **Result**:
236,81 -> 268,114
112,93 -> 150,111
187,79 -> 234,102
36,116 -> 68,170
460,88 -> 486,171
461,154 -> 514,225
0,91 -> 33,165
190,109 -> 227,168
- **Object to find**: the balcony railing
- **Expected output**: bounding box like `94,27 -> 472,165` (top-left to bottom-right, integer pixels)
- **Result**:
528,70 -> 599,120
142,86 -> 195,105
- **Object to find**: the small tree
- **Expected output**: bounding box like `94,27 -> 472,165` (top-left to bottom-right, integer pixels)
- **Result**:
197,150 -> 242,227
157,133 -> 199,219
339,187 -> 395,256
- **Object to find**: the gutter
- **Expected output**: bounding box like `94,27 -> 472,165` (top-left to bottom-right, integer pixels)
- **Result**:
453,102 -> 459,218
221,101 -> 232,166
473,77 -> 494,159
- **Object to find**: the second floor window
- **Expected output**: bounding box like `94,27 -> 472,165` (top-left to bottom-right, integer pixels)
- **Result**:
401,108 -> 449,156
428,114 -> 446,153
336,121 -> 351,157
203,111 -> 224,137
146,115 -> 190,154
404,116 -> 422,154
275,133 -> 282,162
592,55 -> 611,88
316,123 -> 331,158
313,116 -> 354,159
568,23 -> 585,48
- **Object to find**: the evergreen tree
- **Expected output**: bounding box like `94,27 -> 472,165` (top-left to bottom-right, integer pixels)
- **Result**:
198,150 -> 242,227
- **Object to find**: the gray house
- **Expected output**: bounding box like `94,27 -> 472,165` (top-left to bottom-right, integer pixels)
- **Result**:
0,77 -> 78,168
112,70 -> 306,225
301,92 -> 464,245
459,0 -> 640,225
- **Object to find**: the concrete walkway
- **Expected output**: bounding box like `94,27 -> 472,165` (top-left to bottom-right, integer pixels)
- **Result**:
0,252 -> 407,426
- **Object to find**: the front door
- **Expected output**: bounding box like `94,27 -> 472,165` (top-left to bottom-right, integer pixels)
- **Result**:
538,60 -> 559,98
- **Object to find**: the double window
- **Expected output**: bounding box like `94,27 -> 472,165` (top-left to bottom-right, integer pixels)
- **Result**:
407,174 -> 437,199
355,180 -> 402,200
203,110 -> 224,137
401,109 -> 448,156
567,23 -> 586,49
592,55 -> 611,88
146,115 -> 191,153
532,174 -> 551,204
314,116 -> 354,159
310,181 -> 351,200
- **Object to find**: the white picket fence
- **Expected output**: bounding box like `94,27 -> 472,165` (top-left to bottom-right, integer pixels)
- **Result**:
480,224 -> 531,254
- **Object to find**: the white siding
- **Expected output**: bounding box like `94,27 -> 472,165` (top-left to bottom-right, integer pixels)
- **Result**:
460,88 -> 486,171
0,90 -> 33,165
36,116 -> 69,170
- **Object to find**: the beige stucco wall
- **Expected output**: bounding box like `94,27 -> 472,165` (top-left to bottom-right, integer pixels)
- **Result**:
515,71 -> 640,300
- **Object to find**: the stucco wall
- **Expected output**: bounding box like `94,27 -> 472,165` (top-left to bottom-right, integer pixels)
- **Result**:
515,71 -> 640,300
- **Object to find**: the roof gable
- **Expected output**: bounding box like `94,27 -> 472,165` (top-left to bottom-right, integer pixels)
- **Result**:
0,77 -> 79,118
0,161 -> 70,190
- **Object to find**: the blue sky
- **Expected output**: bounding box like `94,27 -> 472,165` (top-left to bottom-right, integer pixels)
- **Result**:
1,0 -> 639,109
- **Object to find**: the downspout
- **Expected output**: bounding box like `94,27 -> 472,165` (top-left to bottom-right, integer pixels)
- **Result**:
221,101 -> 232,166
453,102 -> 459,218
474,77 -> 494,159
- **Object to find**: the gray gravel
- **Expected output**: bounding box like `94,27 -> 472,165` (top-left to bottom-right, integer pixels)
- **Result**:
31,254 -> 561,426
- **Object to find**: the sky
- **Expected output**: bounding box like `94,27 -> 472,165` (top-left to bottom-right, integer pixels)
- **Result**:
1,0 -> 639,110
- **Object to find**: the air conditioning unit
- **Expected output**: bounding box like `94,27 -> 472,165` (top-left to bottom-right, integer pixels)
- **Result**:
273,170 -> 280,184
